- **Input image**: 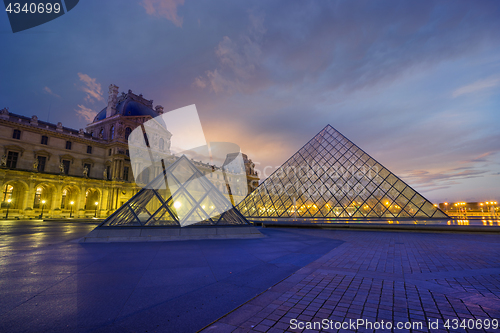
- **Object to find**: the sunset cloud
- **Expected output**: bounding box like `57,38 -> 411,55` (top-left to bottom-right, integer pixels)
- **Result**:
75,104 -> 97,123
43,86 -> 60,98
140,0 -> 184,27
77,73 -> 103,103
452,76 -> 500,98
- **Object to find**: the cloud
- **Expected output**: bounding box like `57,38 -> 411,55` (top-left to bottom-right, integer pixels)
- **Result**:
192,76 -> 206,89
77,73 -> 103,103
140,0 -> 184,27
194,12 -> 266,93
75,104 -> 97,123
452,76 -> 500,98
403,167 -> 488,191
43,86 -> 60,98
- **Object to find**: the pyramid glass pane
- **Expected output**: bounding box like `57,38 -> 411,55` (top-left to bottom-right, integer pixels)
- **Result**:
99,155 -> 249,227
237,125 -> 447,220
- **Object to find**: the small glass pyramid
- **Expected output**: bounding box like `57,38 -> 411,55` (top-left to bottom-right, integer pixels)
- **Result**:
101,155 -> 249,227
238,125 -> 448,219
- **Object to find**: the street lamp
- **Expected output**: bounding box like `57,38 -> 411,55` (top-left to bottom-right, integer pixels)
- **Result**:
94,201 -> 98,217
40,200 -> 46,219
444,202 -> 448,212
70,201 -> 74,218
5,198 -> 12,219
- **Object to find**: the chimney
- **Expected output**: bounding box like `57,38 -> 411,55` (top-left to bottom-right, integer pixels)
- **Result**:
106,84 -> 119,118
155,105 -> 164,115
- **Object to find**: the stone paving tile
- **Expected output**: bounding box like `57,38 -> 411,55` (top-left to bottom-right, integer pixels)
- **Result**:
202,229 -> 500,333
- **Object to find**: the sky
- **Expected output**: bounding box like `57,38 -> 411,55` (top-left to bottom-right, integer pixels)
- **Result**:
1,0 -> 499,203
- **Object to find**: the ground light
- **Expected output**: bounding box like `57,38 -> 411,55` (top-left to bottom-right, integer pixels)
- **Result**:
94,201 -> 98,217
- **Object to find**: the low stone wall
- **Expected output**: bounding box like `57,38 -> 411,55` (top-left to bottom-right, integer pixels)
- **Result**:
80,225 -> 264,242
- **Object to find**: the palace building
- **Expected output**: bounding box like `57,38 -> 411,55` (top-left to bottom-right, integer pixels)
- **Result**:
0,85 -> 259,219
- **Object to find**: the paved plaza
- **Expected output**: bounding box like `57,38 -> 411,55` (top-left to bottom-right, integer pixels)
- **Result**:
204,228 -> 500,333
0,221 -> 499,332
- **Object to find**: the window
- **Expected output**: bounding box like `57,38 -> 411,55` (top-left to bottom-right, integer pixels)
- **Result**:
123,166 -> 129,181
84,163 -> 92,176
126,149 -> 129,157
108,149 -> 112,156
33,187 -> 42,208
62,160 -> 70,175
87,146 -> 92,154
99,128 -> 104,137
41,135 -> 48,145
106,166 -> 111,180
65,141 -> 72,150
37,156 -> 47,172
2,184 -> 13,202
110,125 -> 115,140
12,129 -> 21,140
159,138 -> 164,151
125,127 -> 132,140
90,131 -> 93,137
6,151 -> 19,168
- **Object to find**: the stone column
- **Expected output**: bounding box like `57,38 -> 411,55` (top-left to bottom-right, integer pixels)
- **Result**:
101,187 -> 109,215
51,184 -> 62,210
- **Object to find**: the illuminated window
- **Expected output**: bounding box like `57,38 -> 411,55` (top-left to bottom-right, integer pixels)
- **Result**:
2,184 -> 13,202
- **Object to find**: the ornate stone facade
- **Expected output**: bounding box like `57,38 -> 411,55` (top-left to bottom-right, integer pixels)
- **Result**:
0,85 -> 259,219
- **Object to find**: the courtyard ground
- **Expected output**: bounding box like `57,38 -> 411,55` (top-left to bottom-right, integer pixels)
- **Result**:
0,220 -> 499,332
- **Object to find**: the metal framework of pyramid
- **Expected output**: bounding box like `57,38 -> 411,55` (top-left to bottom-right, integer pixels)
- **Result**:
238,125 -> 448,219
100,155 -> 249,227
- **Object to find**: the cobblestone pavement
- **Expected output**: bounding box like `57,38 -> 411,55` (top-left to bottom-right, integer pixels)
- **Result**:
202,229 -> 500,333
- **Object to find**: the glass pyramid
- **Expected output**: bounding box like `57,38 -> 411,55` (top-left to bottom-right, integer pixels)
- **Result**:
238,125 -> 448,219
100,155 -> 249,227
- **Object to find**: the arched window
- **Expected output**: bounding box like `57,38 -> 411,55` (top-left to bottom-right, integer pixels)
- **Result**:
125,127 -> 132,140
159,138 -> 164,150
110,126 -> 115,140
99,128 -> 104,138
2,184 -> 13,202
